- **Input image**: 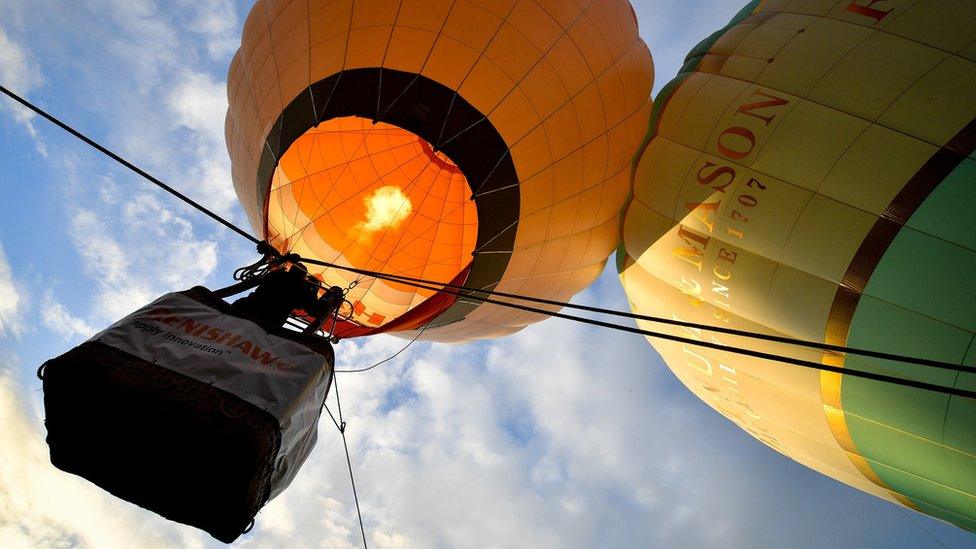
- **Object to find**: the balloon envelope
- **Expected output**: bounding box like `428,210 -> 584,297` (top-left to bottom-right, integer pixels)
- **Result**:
619,0 -> 976,531
226,0 -> 653,341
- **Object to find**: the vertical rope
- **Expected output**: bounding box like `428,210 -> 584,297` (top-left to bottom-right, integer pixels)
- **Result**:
325,373 -> 368,548
891,503 -> 949,549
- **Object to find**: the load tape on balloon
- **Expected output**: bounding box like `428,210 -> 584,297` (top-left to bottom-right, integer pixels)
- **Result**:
39,287 -> 334,543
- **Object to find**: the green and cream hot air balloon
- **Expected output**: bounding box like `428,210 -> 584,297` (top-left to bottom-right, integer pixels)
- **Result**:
618,0 -> 976,531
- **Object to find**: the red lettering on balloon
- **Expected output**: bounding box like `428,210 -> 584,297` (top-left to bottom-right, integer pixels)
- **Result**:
844,0 -> 893,24
717,126 -> 756,160
697,161 -> 736,193
736,89 -> 790,126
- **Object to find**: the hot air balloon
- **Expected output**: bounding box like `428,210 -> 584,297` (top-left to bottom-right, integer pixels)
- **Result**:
226,0 -> 654,342
618,0 -> 976,531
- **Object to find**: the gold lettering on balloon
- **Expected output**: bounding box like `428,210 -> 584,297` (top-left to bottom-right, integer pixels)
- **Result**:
682,346 -> 713,375
685,200 -> 721,233
718,362 -> 738,385
677,275 -> 704,305
711,280 -> 732,309
746,177 -> 768,191
672,225 -> 710,271
711,88 -> 791,168
673,314 -> 778,446
661,88 -> 804,451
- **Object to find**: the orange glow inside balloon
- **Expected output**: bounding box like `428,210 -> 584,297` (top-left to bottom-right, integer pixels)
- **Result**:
266,116 -> 478,329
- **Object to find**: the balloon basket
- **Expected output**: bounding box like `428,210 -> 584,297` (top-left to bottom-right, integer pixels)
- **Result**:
39,287 -> 334,543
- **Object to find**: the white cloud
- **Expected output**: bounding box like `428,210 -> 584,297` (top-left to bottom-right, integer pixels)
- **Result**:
99,0 -> 182,90
239,287 -> 752,548
0,241 -> 24,338
0,366 -> 205,548
40,291 -> 97,340
86,0 -> 242,219
168,71 -> 227,146
0,0 -> 243,222
38,191 -> 220,334
0,26 -> 41,111
0,24 -> 47,154
179,0 -> 240,61
1,1 -> 238,334
167,70 -> 239,217
81,0 -> 241,219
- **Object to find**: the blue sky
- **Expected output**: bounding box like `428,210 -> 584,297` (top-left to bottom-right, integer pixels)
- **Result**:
0,0 -> 974,547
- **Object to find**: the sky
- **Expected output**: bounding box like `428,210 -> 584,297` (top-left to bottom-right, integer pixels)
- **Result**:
0,1 -> 974,548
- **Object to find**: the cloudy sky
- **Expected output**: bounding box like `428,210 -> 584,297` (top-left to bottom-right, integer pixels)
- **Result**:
0,1 -> 974,547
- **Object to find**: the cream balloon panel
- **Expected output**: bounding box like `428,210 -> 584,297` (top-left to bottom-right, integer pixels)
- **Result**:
622,0 -> 976,441
649,79 -> 948,221
676,2 -> 976,155
628,67 -> 975,299
620,232 -> 834,407
620,237 -> 976,517
624,190 -> 855,348
752,0 -> 976,61
619,260 -> 899,502
625,0 -> 976,335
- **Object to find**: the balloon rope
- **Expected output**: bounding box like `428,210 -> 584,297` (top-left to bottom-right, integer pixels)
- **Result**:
323,373 -> 369,548
301,257 -> 976,400
4,82 -> 974,398
335,320 -> 432,373
0,84 -> 261,246
299,257 -> 976,376
890,503 -> 949,549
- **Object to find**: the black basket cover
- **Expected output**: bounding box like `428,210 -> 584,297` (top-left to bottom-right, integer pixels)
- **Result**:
40,287 -> 334,543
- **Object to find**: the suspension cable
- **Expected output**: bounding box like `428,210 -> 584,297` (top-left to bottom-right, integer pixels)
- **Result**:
336,321 -> 432,373
0,84 -> 261,245
299,257 -> 976,376
6,82 -> 973,399
890,503 -> 949,549
304,262 -> 976,400
323,374 -> 368,548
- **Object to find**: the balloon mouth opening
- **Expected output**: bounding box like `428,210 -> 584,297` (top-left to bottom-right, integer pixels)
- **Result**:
265,115 -> 479,330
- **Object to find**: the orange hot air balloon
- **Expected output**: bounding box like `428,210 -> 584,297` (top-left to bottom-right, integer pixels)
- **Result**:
226,0 -> 654,342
